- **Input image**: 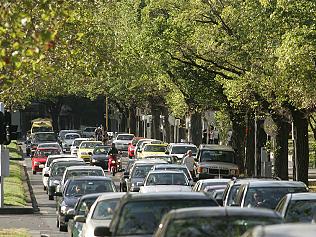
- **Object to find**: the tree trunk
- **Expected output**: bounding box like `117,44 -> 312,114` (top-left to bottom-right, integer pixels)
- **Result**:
129,105 -> 137,134
256,119 -> 267,175
45,98 -> 63,133
245,113 -> 255,176
120,108 -> 128,132
191,111 -> 202,146
292,109 -> 309,185
162,106 -> 171,143
150,103 -> 161,140
272,115 -> 289,180
231,115 -> 246,174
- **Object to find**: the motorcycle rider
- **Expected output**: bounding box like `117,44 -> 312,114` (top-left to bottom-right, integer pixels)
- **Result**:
108,143 -> 119,174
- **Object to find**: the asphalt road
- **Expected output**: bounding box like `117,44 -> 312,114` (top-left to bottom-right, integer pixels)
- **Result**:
0,152 -> 125,237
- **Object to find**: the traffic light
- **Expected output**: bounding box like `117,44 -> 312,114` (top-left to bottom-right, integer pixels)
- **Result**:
0,111 -> 18,145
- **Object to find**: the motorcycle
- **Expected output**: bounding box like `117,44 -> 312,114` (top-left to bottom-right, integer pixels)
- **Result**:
108,155 -> 118,176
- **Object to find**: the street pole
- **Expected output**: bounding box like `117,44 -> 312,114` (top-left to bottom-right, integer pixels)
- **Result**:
105,96 -> 109,131
0,102 -> 4,207
254,112 -> 257,177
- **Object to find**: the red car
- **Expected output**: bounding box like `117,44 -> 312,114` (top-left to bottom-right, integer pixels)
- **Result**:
31,147 -> 60,174
127,137 -> 144,158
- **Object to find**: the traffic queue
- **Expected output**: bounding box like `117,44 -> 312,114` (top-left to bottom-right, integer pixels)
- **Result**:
25,128 -> 316,237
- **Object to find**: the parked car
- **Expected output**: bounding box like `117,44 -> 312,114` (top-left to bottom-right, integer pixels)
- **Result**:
31,147 -> 60,174
61,133 -> 81,153
55,176 -> 117,232
112,133 -> 135,151
79,192 -> 126,237
139,170 -> 192,193
93,192 -> 218,237
165,143 -> 198,160
151,164 -> 193,181
193,178 -> 230,192
154,207 -> 283,237
138,143 -> 168,159
90,145 -> 112,170
126,159 -> 168,192
41,154 -> 78,191
71,138 -> 89,156
234,180 -> 308,209
46,158 -> 85,200
77,141 -> 103,163
67,193 -> 102,237
275,192 -> 316,223
127,137 -> 144,158
241,223 -> 316,237
196,144 -> 239,179
82,127 -> 97,138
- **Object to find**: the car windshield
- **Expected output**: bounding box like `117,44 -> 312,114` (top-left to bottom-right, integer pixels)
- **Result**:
38,143 -> 60,149
65,180 -> 115,197
92,198 -> 120,220
35,149 -> 60,157
94,147 -> 111,155
73,140 -> 85,147
116,135 -> 134,140
34,133 -> 56,142
116,199 -> 217,236
145,173 -> 188,186
171,146 -> 197,154
80,142 -> 100,149
164,216 -> 282,237
33,127 -> 53,133
65,134 -> 80,140
51,162 -> 84,177
155,167 -> 190,179
245,187 -> 308,209
76,196 -> 99,216
131,165 -> 155,178
84,127 -> 96,132
65,169 -> 104,180
200,150 -> 235,163
144,145 -> 166,152
285,200 -> 316,223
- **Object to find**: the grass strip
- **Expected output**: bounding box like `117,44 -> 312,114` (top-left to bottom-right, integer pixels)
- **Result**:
5,140 -> 23,160
0,229 -> 31,237
4,161 -> 27,206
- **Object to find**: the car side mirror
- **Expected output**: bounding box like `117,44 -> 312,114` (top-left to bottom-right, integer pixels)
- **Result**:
74,215 -> 86,223
54,191 -> 62,197
67,208 -> 75,218
94,226 -> 111,237
53,180 -> 60,186
44,173 -> 49,177
88,152 -> 92,155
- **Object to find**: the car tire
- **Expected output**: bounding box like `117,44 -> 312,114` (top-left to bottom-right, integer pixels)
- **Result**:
49,194 -> 54,200
43,186 -> 46,191
32,170 -> 36,175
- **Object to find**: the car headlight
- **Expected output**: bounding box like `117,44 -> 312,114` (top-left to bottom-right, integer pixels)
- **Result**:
61,205 -> 69,215
230,169 -> 236,175
92,158 -> 97,162
198,167 -> 207,173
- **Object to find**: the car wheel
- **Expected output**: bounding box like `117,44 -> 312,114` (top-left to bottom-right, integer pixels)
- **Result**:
32,170 -> 36,175
43,186 -> 46,191
49,194 -> 54,200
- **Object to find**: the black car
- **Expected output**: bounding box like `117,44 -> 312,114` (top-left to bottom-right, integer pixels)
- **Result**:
55,176 -> 117,232
67,193 -> 102,237
90,145 -> 111,170
94,192 -> 218,237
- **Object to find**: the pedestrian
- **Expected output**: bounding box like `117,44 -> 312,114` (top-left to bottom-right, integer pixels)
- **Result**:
102,129 -> 109,145
227,129 -> 232,146
213,127 -> 219,144
182,150 -> 196,178
208,126 -> 214,144
202,129 -> 207,144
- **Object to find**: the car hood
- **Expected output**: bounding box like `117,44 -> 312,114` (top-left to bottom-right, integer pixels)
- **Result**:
63,140 -> 75,145
139,185 -> 192,193
78,148 -> 94,153
64,196 -> 80,208
141,151 -> 165,156
114,140 -> 131,145
198,162 -> 238,169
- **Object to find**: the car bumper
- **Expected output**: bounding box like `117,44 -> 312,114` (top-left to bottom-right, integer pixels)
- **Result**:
197,173 -> 235,179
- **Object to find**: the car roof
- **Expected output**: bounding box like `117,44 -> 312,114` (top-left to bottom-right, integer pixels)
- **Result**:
166,207 -> 282,219
199,144 -> 234,152
33,132 -> 55,135
97,192 -> 127,201
81,141 -> 103,144
249,223 -> 316,237
169,143 -> 197,147
51,158 -> 84,164
74,138 -> 89,141
36,147 -> 59,150
79,193 -> 103,200
134,159 -> 168,164
147,170 -> 185,174
48,154 -> 76,159
65,165 -> 103,171
245,180 -> 307,188
116,133 -> 134,136
153,164 -> 187,169
288,192 -> 316,200
65,132 -> 81,136
68,176 -> 112,181
198,178 -> 230,184
121,192 -> 212,202
144,143 -> 167,147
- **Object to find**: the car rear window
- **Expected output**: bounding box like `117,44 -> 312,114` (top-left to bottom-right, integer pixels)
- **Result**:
116,199 -> 218,235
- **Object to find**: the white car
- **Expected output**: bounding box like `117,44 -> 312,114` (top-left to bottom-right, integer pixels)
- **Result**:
192,178 -> 230,192
82,127 -> 97,138
112,133 -> 134,151
62,133 -> 81,153
80,192 -> 126,237
70,138 -> 89,156
139,170 -> 192,193
41,154 -> 78,191
165,143 -> 198,160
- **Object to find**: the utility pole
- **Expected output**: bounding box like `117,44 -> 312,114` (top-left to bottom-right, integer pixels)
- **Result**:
105,96 -> 109,131
254,112 -> 257,177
